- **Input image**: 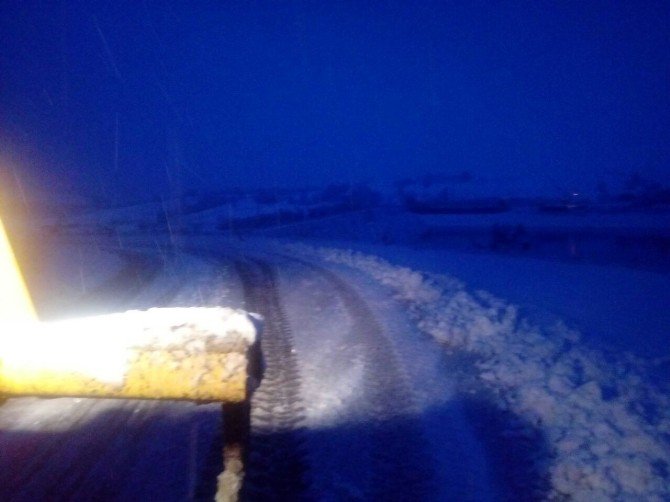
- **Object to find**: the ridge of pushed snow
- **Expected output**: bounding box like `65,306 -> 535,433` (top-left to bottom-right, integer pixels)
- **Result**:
289,243 -> 670,500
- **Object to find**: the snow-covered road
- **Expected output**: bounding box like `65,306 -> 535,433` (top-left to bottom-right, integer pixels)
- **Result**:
1,234 -> 668,500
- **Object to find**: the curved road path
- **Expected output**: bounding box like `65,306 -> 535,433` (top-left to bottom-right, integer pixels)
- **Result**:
0,237 -> 483,500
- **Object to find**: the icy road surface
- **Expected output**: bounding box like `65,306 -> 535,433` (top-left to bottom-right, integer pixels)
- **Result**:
0,234 -> 668,500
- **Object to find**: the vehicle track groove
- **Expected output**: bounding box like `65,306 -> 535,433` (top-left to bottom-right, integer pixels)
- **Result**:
234,258 -> 308,501
283,255 -> 436,500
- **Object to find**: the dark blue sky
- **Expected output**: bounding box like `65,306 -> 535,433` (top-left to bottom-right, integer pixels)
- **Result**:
1,1 -> 669,201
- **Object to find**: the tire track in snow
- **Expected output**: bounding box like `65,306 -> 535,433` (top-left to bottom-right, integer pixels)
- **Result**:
287,256 -> 436,500
234,258 -> 308,501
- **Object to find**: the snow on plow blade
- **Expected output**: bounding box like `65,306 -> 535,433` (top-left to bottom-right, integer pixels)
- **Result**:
0,307 -> 261,402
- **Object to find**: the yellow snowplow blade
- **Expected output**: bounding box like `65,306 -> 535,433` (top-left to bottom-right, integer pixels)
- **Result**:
0,214 -> 260,402
0,217 -> 36,322
0,307 -> 260,402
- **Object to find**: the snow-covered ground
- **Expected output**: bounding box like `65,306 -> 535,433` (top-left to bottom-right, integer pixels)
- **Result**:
286,242 -> 669,499
264,207 -> 670,357
294,241 -> 670,360
266,207 -> 670,499
1,199 -> 668,499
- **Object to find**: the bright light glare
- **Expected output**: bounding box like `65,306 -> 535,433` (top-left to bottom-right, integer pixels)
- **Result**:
0,216 -> 36,321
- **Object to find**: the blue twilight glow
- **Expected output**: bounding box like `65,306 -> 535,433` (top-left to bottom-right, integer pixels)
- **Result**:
1,1 -> 669,200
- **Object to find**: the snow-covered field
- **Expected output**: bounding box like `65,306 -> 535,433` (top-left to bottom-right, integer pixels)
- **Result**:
1,199 -> 668,499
